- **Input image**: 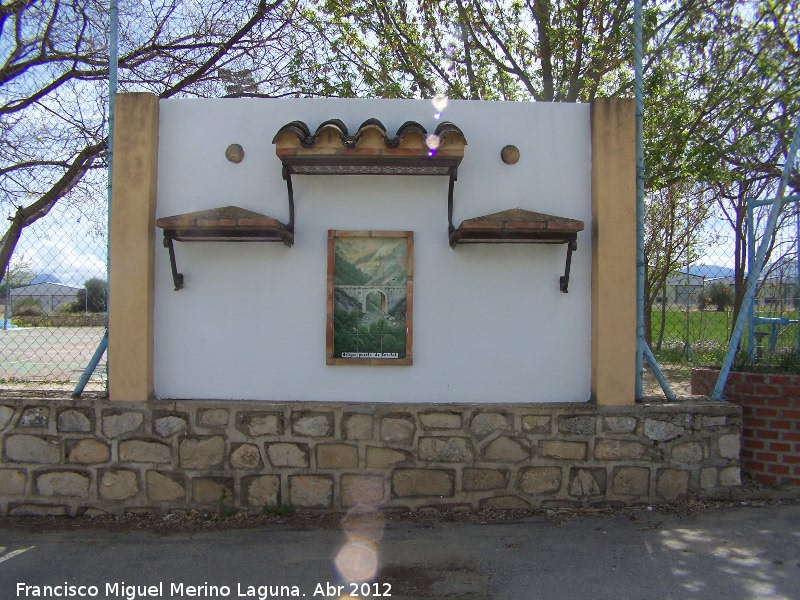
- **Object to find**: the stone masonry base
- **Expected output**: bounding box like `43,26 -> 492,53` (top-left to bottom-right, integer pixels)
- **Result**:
0,399 -> 741,516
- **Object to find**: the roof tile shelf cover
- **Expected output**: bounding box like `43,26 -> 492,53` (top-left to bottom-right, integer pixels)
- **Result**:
156,205 -> 293,291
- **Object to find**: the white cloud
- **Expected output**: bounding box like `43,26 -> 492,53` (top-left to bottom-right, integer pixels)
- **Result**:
28,239 -> 106,286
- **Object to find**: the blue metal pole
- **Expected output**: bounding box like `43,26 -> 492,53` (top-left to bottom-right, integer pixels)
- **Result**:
107,0 -> 117,318
634,0 -> 644,399
747,201 -> 755,358
796,194 -> 799,355
71,330 -> 108,397
75,1 -> 116,397
712,123 -> 800,400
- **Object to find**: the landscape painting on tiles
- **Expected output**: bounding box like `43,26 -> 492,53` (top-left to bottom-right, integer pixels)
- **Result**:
327,230 -> 413,365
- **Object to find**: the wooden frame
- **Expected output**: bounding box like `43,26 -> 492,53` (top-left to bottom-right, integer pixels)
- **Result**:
326,230 -> 413,366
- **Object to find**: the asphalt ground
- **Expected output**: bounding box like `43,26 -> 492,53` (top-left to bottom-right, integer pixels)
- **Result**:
1,501 -> 799,600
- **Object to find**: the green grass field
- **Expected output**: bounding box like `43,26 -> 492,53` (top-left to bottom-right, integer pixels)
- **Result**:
649,308 -> 800,365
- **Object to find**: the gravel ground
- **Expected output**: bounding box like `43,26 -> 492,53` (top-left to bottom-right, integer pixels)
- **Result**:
2,479 -> 798,536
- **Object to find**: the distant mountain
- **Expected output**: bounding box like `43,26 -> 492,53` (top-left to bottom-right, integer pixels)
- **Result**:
677,265 -> 735,280
30,272 -> 61,284
334,238 -> 407,286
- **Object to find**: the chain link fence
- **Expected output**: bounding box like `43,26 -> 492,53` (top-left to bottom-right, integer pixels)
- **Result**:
1,202 -> 107,395
643,187 -> 800,399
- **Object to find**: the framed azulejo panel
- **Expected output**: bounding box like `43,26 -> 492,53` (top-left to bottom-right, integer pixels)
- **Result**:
327,230 -> 413,366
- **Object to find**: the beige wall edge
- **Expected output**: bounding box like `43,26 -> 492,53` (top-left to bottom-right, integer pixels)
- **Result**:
590,98 -> 636,406
109,93 -> 159,401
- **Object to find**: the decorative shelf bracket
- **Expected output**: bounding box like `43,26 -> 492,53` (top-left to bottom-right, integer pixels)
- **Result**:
449,208 -> 584,293
281,165 -> 296,232
156,206 -> 294,291
560,240 -> 578,293
163,235 -> 184,291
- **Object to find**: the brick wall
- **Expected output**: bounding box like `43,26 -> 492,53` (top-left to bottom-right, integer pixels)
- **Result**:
692,368 -> 800,486
1,398 -> 740,516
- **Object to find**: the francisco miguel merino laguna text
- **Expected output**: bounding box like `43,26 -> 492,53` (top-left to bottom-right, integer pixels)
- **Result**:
16,581 -> 306,599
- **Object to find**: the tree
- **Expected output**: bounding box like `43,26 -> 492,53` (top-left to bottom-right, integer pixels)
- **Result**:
704,281 -> 733,312
1,0 -> 318,279
0,255 -> 36,296
643,183 -> 710,349
74,277 -> 106,313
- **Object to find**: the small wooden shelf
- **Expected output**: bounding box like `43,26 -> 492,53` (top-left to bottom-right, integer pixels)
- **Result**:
449,208 -> 585,293
156,206 -> 292,290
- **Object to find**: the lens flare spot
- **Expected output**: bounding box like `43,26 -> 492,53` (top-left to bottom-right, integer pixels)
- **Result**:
342,508 -> 385,544
426,134 -> 440,150
335,541 -> 379,584
432,93 -> 448,119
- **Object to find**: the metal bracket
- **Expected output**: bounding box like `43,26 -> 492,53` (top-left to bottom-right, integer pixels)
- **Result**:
163,235 -> 184,291
447,167 -> 458,235
282,165 -> 296,233
559,239 -> 577,293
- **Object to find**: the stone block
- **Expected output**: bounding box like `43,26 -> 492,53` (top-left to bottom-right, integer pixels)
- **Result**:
645,419 -> 684,442
146,471 -> 185,502
179,436 -> 225,469
289,475 -> 333,508
197,408 -> 228,428
719,466 -> 741,487
612,467 -> 649,496
656,469 -> 689,500
120,440 -> 171,463
569,468 -> 606,497
480,496 -> 531,509
9,505 -> 67,517
518,467 -> 561,495
68,439 -> 109,464
483,436 -> 530,462
521,415 -> 552,434
418,437 -> 473,462
540,440 -> 586,461
672,442 -> 704,464
57,409 -> 92,433
603,416 -> 637,434
292,412 -> 333,437
392,469 -> 454,498
366,447 -> 410,469
718,434 -> 740,460
703,416 -> 727,428
154,415 -> 187,438
230,444 -> 262,469
0,405 -> 14,430
342,474 -> 385,507
700,468 -> 718,489
420,412 -> 462,430
0,469 -> 26,495
193,478 -> 233,506
36,471 -> 89,498
266,442 -> 309,468
594,439 -> 653,461
102,412 -> 144,438
316,444 -> 359,469
470,413 -> 511,438
380,416 -> 416,445
463,468 -> 507,491
243,475 -> 280,507
20,407 -> 48,428
4,434 -> 59,463
558,415 -> 596,435
342,414 -> 374,440
237,412 -> 282,437
99,470 -> 138,500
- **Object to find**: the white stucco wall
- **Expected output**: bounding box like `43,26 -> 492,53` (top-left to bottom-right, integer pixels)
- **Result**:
154,98 -> 591,403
